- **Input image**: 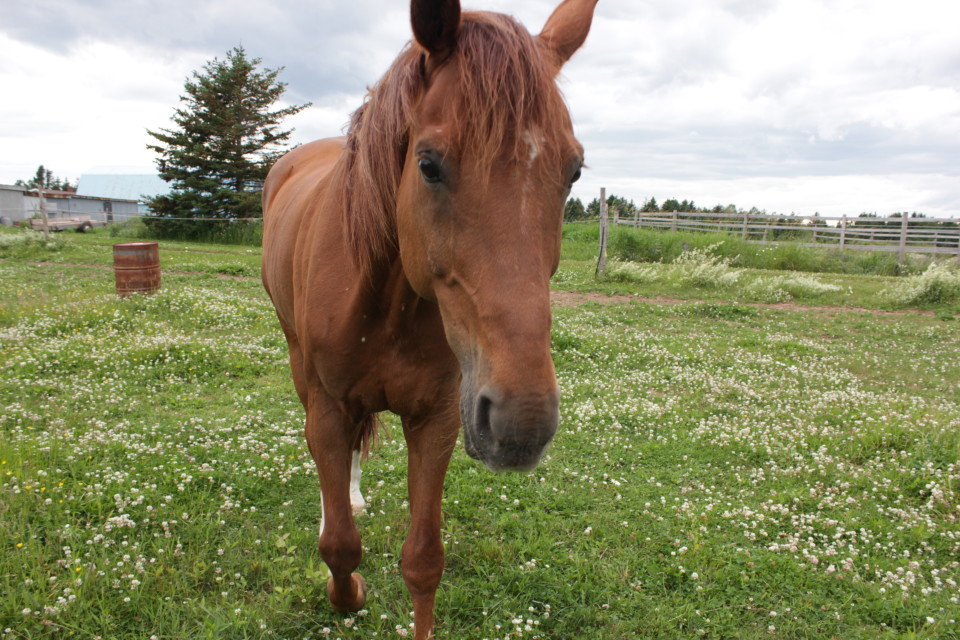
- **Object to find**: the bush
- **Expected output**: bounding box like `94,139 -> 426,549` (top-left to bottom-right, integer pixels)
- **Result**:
0,229 -> 66,256
672,244 -> 742,288
886,262 -> 960,306
138,217 -> 262,245
606,261 -> 661,283
601,225 -> 930,277
609,227 -> 739,264
747,274 -> 842,303
605,244 -> 742,289
109,217 -> 151,239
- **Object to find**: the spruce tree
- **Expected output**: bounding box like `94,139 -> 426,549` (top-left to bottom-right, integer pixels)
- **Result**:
564,197 -> 587,221
14,165 -> 75,191
146,46 -> 309,238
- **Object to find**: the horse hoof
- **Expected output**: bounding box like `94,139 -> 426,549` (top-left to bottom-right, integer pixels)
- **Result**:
327,572 -> 367,612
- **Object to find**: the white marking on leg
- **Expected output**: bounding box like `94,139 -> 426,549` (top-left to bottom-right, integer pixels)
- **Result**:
350,450 -> 366,515
319,492 -> 326,538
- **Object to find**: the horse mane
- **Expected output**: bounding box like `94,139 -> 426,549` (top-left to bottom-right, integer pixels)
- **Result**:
335,11 -> 568,278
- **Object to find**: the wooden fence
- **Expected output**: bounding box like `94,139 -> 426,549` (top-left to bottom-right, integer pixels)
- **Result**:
611,210 -> 960,261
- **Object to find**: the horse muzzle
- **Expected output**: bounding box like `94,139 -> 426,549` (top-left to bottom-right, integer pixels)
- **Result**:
461,384 -> 559,472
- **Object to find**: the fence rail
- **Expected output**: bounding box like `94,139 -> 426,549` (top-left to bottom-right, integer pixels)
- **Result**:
612,211 -> 960,260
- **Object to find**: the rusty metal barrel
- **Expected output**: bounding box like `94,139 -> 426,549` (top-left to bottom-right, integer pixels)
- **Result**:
113,242 -> 161,297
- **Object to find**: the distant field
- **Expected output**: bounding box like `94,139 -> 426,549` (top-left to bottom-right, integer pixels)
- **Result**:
1,228 -> 959,639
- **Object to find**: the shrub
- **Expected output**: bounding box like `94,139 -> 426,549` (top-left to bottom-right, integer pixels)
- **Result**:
748,274 -> 841,303
598,225 -> 930,277
109,217 -> 151,239
606,261 -> 661,283
671,244 -> 742,288
0,229 -> 66,256
886,262 -> 960,306
605,244 -> 742,289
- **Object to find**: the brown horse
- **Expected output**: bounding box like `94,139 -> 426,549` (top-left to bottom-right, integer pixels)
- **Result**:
261,0 -> 597,636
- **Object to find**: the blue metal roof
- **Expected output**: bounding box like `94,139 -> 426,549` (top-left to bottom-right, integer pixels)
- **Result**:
76,174 -> 170,202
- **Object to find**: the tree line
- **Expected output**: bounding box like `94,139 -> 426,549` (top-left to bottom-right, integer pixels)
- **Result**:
564,194 -> 954,229
13,165 -> 75,192
564,194 -> 763,222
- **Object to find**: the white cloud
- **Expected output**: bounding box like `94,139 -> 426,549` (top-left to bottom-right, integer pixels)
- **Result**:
0,34 -> 205,181
1,0 -> 958,218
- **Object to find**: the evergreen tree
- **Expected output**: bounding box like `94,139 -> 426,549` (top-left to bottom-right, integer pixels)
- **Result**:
661,198 -> 681,212
584,194 -> 637,219
606,195 -> 637,218
146,46 -> 310,238
564,197 -> 587,221
14,165 -> 75,191
586,197 -> 601,218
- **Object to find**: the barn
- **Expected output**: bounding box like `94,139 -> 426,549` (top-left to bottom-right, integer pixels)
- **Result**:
0,183 -> 139,226
76,172 -> 170,215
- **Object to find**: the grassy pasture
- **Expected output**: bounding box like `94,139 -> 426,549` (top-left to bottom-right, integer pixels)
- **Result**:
1,228 -> 959,639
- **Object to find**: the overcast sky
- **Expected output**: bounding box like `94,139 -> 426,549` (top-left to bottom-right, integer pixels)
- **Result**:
1,0 -> 958,217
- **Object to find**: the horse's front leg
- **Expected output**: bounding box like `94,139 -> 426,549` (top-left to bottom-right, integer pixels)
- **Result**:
401,411 -> 459,640
305,389 -> 367,612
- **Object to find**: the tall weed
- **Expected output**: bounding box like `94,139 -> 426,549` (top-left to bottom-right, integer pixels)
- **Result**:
886,262 -> 960,306
672,244 -> 742,287
113,217 -> 263,245
607,244 -> 742,289
607,261 -> 661,283
747,274 -> 842,303
0,229 -> 66,257
606,226 -> 919,276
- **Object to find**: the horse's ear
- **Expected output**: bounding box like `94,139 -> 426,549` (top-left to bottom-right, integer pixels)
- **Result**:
538,0 -> 599,68
411,0 -> 461,59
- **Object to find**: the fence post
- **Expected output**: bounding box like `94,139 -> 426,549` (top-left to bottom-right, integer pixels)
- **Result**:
671,210 -> 677,232
840,215 -> 847,249
898,214 -> 909,263
597,187 -> 608,276
38,187 -> 54,241
741,211 -> 749,239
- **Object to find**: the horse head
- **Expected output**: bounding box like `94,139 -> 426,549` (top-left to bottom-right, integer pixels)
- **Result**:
395,0 -> 597,471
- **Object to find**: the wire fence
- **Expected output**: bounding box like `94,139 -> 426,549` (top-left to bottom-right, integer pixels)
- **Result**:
1,209 -> 264,223
603,210 -> 960,261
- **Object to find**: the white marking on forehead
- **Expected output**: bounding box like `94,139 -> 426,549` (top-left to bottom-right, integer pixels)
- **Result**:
522,129 -> 544,165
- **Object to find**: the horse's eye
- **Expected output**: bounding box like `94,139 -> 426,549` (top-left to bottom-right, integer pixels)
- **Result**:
419,157 -> 442,184
570,166 -> 582,184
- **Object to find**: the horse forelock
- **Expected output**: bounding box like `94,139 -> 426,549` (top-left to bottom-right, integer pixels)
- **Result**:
449,13 -> 569,174
338,11 -> 569,279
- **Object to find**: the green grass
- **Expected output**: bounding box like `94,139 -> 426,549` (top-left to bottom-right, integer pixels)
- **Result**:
600,225 -> 932,277
2,228 -> 960,638
558,224 -> 960,314
107,216 -> 264,246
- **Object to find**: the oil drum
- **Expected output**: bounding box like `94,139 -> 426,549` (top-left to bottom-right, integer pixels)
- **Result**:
113,242 -> 161,297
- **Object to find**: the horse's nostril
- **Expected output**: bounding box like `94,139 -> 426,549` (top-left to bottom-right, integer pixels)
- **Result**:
475,392 -> 493,438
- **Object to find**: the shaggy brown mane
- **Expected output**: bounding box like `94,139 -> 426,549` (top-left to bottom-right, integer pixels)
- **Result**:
335,11 -> 569,278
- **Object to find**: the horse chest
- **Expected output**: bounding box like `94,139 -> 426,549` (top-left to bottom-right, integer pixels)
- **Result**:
309,302 -> 459,419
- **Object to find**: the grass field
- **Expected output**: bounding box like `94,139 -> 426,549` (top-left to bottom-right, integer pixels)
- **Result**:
1,227 -> 959,639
